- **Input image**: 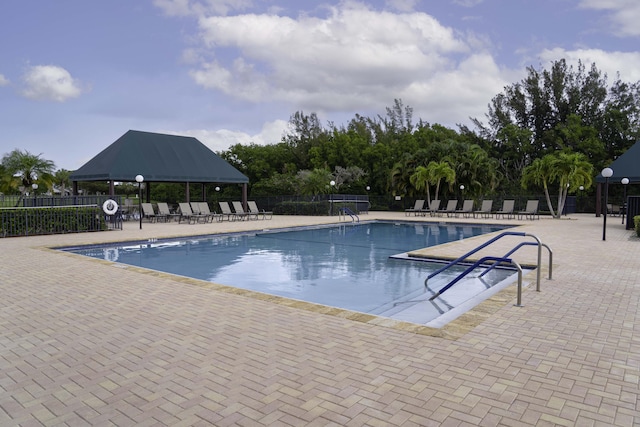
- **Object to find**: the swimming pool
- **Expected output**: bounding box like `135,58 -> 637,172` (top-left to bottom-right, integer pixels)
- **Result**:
64,221 -> 517,325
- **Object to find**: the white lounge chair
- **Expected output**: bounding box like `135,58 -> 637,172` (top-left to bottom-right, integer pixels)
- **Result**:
495,200 -> 515,219
518,200 -> 540,220
248,201 -> 273,220
437,200 -> 458,217
474,200 -> 493,218
405,200 -> 425,216
232,201 -> 257,220
454,200 -> 474,218
178,202 -> 207,224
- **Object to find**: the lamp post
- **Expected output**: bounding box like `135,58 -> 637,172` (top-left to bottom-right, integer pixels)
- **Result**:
330,180 -> 336,216
135,174 -> 144,230
31,183 -> 38,207
621,177 -> 629,224
601,167 -> 613,241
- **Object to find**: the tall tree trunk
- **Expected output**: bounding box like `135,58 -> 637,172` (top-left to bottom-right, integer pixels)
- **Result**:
543,183 -> 557,218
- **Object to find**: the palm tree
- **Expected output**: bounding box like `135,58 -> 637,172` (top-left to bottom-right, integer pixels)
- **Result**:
450,144 -> 500,199
53,169 -> 72,196
390,153 -> 417,197
521,156 -> 555,216
297,168 -> 333,195
1,149 -> 55,190
550,152 -> 593,217
521,152 -> 593,218
409,165 -> 432,204
0,163 -> 18,195
425,161 -> 456,202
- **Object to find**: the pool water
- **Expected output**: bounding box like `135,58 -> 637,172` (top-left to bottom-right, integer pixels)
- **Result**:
66,221 -> 517,325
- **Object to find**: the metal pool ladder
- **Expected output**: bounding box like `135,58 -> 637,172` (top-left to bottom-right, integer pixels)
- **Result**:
339,207 -> 360,222
425,231 -> 552,307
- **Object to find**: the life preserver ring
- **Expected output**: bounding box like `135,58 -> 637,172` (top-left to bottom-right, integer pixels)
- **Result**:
104,248 -> 119,262
102,199 -> 119,215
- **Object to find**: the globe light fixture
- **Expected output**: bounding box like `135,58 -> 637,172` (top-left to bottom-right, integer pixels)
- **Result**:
601,167 -> 613,241
32,183 -> 38,206
621,177 -> 629,224
135,174 -> 144,230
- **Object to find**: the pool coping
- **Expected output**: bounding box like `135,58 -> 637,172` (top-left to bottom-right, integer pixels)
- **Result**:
48,220 -> 539,341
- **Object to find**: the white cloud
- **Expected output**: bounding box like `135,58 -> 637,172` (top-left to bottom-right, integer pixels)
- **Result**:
186,1 -> 507,126
0,74 -> 9,86
539,48 -> 640,82
578,0 -> 640,37
21,65 -> 84,102
163,119 -> 289,152
385,0 -> 418,12
153,0 -> 252,16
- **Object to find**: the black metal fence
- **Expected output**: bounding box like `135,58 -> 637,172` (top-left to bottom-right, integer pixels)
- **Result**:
0,205 -> 117,238
0,194 -> 125,208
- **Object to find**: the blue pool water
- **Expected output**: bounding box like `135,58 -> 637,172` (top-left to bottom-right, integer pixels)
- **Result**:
65,221 -> 516,324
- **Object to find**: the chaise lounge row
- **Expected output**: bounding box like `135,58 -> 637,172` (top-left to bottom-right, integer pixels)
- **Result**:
141,201 -> 273,224
405,199 -> 540,220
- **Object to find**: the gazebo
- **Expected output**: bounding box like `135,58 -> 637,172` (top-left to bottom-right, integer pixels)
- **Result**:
69,130 -> 249,204
595,140 -> 640,223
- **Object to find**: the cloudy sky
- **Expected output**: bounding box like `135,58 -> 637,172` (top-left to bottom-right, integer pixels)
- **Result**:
1,0 -> 639,170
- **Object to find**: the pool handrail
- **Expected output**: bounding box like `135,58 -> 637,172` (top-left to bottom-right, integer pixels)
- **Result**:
428,255 -> 524,306
424,231 -> 550,303
424,231 -> 526,284
339,207 -> 360,222
479,241 -> 553,291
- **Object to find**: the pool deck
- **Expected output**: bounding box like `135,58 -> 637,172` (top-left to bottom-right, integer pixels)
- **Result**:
1,212 -> 639,426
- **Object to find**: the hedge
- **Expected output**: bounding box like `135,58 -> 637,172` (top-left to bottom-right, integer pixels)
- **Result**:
0,206 -> 108,237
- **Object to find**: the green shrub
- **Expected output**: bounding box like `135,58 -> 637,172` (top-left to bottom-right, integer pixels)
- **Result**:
634,215 -> 640,237
0,206 -> 107,237
273,200 -> 330,215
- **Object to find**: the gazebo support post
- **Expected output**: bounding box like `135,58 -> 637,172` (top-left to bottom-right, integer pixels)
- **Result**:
242,183 -> 248,210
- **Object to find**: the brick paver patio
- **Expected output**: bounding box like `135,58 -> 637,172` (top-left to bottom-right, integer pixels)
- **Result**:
1,212 -> 638,426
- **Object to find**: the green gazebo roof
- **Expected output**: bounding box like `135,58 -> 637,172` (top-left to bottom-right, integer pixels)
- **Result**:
70,130 -> 248,184
596,140 -> 640,184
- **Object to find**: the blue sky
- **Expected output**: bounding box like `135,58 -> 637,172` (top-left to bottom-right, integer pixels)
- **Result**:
1,0 -> 639,170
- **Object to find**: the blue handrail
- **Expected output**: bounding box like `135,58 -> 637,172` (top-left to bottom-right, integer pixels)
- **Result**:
428,256 -> 511,300
423,230 -> 550,307
479,241 -> 553,286
424,231 -> 526,284
429,256 -> 525,306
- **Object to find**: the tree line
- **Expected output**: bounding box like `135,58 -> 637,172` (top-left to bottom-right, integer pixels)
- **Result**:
2,59 -> 639,216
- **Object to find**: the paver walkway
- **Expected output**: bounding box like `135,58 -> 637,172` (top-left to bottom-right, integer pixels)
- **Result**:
0,212 -> 638,426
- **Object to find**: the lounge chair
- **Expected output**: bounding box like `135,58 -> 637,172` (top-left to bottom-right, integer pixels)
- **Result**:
437,200 -> 458,217
426,199 -> 441,217
232,201 -> 258,220
607,204 -> 621,216
495,200 -> 515,219
518,200 -> 540,220
405,200 -> 425,216
218,201 -> 237,221
157,202 -> 180,222
178,202 -> 206,224
248,201 -> 273,220
141,202 -> 166,223
197,202 -> 221,223
474,200 -> 493,218
123,198 -> 135,221
454,200 -> 474,218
